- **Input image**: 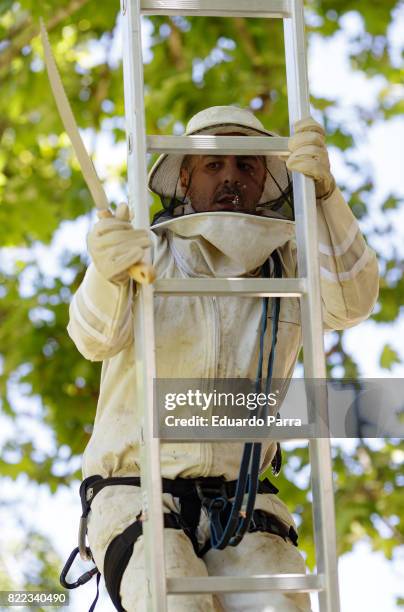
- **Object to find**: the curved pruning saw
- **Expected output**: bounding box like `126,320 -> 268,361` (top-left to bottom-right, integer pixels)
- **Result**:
40,19 -> 155,285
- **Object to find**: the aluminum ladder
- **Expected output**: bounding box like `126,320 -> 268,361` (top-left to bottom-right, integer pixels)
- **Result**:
120,1 -> 340,610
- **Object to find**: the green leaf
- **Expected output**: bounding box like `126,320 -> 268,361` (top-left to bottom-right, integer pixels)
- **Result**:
379,344 -> 401,370
382,195 -> 402,211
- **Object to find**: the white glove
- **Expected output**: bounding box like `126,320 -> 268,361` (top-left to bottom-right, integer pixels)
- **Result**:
287,117 -> 336,199
87,203 -> 152,284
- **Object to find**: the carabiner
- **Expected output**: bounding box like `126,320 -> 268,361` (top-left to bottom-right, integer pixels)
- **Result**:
78,516 -> 92,561
60,547 -> 99,589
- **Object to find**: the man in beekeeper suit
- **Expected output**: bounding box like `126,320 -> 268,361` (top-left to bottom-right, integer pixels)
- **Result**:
67,106 -> 379,611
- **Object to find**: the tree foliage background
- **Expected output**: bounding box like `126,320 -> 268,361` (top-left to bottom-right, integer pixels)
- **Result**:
0,0 -> 403,606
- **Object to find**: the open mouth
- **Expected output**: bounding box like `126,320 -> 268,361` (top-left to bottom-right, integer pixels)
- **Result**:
215,194 -> 241,209
217,193 -> 237,202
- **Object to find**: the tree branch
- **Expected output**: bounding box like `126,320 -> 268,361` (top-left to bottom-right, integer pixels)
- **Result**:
232,18 -> 272,113
167,21 -> 186,71
3,11 -> 32,44
0,0 -> 92,79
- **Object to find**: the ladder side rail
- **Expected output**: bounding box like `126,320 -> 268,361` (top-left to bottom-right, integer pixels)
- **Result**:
284,2 -> 340,611
121,1 -> 167,610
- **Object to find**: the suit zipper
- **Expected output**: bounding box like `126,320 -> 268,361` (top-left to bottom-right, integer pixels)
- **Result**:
211,296 -> 220,379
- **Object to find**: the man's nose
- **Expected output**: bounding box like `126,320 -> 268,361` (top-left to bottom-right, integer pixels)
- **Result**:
222,157 -> 242,184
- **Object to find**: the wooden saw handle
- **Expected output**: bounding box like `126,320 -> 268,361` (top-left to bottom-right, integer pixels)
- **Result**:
98,210 -> 156,285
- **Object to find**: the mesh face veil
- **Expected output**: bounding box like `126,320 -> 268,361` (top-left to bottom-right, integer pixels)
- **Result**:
151,161 -> 294,226
148,106 -> 295,226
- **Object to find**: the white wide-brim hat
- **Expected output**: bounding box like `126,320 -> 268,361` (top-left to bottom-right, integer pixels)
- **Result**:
148,105 -> 291,206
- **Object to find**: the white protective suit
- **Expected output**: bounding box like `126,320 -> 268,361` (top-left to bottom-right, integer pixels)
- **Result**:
68,187 -> 378,612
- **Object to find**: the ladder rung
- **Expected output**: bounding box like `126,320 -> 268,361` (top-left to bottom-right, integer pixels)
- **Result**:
141,0 -> 291,18
153,278 -> 306,297
147,135 -> 289,156
167,574 -> 325,594
159,426 -> 314,442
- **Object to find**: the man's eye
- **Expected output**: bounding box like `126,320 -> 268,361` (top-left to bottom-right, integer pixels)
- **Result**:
206,162 -> 221,170
239,162 -> 254,172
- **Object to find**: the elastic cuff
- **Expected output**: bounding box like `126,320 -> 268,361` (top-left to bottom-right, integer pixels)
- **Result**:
316,176 -> 336,201
83,264 -> 131,315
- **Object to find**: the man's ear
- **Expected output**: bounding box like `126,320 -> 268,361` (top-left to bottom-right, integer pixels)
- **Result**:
258,158 -> 267,200
179,166 -> 189,192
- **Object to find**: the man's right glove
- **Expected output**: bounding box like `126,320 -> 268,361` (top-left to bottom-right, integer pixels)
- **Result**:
87,203 -> 151,284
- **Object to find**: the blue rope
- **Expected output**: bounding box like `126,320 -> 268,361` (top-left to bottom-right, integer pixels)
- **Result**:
208,253 -> 282,550
229,260 -> 281,546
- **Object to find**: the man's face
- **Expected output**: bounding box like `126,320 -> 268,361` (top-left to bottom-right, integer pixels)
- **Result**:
179,132 -> 266,213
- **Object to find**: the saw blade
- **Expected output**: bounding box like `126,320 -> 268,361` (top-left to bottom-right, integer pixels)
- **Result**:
40,19 -> 109,211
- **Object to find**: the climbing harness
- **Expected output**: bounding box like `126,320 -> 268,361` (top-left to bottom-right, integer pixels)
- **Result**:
60,476 -> 297,611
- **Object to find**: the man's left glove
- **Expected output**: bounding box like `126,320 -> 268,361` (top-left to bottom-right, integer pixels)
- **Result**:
286,117 -> 336,199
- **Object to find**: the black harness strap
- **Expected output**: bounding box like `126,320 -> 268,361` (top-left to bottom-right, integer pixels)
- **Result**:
78,474 -> 279,554
81,474 -> 278,511
103,512 -> 185,612
199,508 -> 298,556
249,510 -> 298,546
102,509 -> 298,612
